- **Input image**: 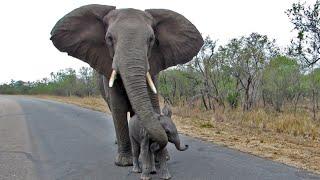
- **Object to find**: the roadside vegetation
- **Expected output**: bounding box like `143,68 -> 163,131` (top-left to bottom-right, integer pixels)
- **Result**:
1,0 -> 320,174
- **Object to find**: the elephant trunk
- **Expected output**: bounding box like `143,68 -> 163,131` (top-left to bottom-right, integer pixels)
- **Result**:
117,54 -> 168,150
173,136 -> 189,151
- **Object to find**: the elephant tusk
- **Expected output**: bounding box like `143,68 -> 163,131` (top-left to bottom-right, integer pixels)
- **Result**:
109,70 -> 117,87
146,72 -> 157,94
127,112 -> 130,122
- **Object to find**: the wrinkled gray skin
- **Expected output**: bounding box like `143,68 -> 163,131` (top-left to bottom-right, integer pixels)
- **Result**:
50,4 -> 203,166
129,106 -> 188,180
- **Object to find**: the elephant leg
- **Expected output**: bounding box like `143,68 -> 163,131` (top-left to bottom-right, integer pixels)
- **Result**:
99,75 -> 112,108
155,148 -> 170,162
110,80 -> 132,166
100,75 -> 121,145
140,137 -> 152,180
157,149 -> 171,180
150,151 -> 157,174
130,137 -> 141,173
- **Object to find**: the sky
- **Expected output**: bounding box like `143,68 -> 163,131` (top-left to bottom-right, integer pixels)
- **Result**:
0,0 -> 317,84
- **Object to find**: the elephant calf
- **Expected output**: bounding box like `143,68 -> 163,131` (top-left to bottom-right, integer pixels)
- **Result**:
129,105 -> 188,180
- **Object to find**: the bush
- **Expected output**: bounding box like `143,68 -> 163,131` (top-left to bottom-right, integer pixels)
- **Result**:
227,92 -> 240,109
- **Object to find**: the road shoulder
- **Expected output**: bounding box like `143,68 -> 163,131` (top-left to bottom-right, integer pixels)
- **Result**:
0,96 -> 37,180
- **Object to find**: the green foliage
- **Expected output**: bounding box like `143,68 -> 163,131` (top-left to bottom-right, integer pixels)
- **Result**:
227,92 -> 240,109
262,56 -> 301,111
159,69 -> 200,105
158,32 -> 319,117
287,0 -> 320,67
0,67 -> 99,97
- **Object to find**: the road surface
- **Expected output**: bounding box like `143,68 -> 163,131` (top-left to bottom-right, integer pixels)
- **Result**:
0,95 -> 319,180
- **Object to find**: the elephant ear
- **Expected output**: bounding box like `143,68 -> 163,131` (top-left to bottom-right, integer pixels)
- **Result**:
145,9 -> 204,75
161,104 -> 172,118
50,4 -> 115,77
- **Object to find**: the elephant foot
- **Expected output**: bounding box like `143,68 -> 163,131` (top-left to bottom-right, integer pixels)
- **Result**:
140,174 -> 151,180
115,153 -> 133,166
160,168 -> 171,179
160,172 -> 172,180
132,166 -> 142,173
150,166 -> 157,174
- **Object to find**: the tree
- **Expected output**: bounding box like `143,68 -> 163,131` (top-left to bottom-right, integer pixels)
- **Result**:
287,0 -> 320,66
187,36 -> 217,110
262,56 -> 301,112
78,67 -> 98,96
0,67 -> 100,97
287,1 -> 320,120
226,33 -> 278,111
183,36 -> 239,111
158,69 -> 199,106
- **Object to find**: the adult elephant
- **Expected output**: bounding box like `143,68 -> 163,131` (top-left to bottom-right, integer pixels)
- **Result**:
50,4 -> 203,166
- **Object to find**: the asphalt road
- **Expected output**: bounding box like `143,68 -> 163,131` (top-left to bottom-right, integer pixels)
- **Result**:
0,95 -> 319,180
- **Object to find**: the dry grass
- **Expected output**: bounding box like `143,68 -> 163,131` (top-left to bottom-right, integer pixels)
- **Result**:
227,109 -> 319,139
30,95 -> 320,174
173,106 -> 320,174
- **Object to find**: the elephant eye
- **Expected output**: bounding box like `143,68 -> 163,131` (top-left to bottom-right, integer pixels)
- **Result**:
105,34 -> 114,46
164,127 -> 170,134
155,38 -> 159,47
148,36 -> 155,45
